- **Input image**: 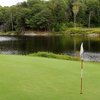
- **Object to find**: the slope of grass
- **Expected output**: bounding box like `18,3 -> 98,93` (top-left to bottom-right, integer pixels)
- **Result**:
65,28 -> 100,35
29,51 -> 79,61
0,55 -> 100,100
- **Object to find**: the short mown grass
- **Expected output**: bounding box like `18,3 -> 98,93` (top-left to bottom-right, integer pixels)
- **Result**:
0,55 -> 100,100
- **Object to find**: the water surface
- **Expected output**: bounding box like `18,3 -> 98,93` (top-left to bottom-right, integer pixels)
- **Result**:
0,35 -> 100,62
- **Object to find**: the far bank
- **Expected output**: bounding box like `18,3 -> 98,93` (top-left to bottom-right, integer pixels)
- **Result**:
0,28 -> 100,37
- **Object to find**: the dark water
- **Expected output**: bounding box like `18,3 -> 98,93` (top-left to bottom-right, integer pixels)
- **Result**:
0,35 -> 100,62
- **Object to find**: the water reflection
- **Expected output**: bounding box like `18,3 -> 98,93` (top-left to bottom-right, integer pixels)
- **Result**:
0,35 -> 100,62
0,36 -> 17,41
84,52 -> 100,62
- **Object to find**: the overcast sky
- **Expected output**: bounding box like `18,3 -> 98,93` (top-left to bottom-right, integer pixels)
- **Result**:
0,0 -> 27,6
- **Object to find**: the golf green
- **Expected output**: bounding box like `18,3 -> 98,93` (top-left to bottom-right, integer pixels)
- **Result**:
0,55 -> 100,100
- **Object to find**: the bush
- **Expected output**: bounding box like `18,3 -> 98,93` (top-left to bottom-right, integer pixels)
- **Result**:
65,28 -> 86,35
29,52 -> 79,61
65,22 -> 74,27
64,28 -> 100,35
54,23 -> 68,32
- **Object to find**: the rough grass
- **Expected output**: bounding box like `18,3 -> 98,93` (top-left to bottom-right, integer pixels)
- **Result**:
65,28 -> 100,35
0,55 -> 100,100
29,52 -> 79,61
0,28 -> 100,36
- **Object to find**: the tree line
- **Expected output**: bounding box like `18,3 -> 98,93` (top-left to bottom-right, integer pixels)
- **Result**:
0,0 -> 100,33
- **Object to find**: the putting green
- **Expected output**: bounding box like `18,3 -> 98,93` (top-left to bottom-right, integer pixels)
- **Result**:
0,55 -> 100,100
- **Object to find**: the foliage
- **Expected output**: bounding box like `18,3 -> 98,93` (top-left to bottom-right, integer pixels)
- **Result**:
29,51 -> 79,61
65,28 -> 100,35
0,0 -> 100,34
72,1 -> 81,27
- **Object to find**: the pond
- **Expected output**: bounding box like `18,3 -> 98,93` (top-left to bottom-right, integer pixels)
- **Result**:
0,35 -> 100,62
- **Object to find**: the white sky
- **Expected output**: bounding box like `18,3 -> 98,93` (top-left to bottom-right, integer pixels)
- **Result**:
0,0 -> 27,7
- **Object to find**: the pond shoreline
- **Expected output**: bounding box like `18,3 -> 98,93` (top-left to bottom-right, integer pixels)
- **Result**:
0,29 -> 100,37
24,31 -> 100,37
0,34 -> 100,61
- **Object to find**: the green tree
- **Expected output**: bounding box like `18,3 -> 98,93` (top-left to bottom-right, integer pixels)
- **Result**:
72,1 -> 81,28
26,3 -> 54,31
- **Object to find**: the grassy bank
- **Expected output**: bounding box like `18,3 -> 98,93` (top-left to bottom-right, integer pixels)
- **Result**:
0,28 -> 100,36
64,28 -> 100,36
0,55 -> 100,100
29,52 -> 79,61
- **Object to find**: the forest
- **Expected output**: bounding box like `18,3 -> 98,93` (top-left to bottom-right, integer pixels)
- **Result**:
0,0 -> 100,33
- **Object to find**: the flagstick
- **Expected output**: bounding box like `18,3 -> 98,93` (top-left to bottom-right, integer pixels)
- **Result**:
80,59 -> 83,94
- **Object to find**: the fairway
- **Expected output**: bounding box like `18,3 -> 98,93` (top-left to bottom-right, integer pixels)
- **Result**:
0,55 -> 100,100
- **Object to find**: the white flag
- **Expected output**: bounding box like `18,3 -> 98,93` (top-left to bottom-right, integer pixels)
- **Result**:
80,43 -> 84,59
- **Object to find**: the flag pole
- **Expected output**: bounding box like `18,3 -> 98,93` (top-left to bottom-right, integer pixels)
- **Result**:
80,43 -> 84,94
80,59 -> 83,94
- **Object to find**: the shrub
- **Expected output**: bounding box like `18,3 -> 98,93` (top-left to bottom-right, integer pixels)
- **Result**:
65,28 -> 85,34
29,52 -> 79,61
65,22 -> 74,27
64,28 -> 100,35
